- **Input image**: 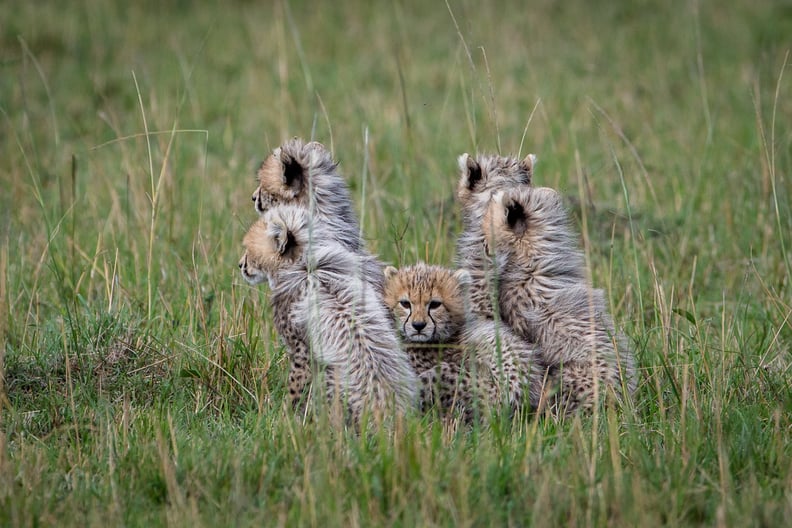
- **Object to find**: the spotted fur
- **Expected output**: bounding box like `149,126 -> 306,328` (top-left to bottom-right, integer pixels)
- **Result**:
383,262 -> 544,420
240,205 -> 417,423
483,186 -> 637,415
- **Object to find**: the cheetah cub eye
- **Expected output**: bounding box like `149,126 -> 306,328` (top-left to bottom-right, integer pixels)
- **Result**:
428,300 -> 442,310
399,300 -> 411,309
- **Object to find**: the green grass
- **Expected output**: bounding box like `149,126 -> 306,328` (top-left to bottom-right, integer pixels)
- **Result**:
1,0 -> 791,525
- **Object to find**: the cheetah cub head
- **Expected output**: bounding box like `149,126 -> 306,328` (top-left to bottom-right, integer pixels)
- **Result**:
383,263 -> 471,343
456,152 -> 536,214
482,185 -> 569,257
239,205 -> 310,285
251,138 -> 335,214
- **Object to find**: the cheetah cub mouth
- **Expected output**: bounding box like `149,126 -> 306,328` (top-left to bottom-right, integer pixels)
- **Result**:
400,305 -> 440,342
238,252 -> 266,285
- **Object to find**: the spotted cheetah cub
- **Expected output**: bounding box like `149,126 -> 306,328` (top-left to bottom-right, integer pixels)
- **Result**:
383,262 -> 544,419
248,138 -> 384,407
240,205 -> 417,423
455,153 -> 536,318
483,186 -> 637,415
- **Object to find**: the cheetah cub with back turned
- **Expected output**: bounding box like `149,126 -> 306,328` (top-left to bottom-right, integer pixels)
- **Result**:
383,262 -> 544,419
248,138 -> 385,408
455,152 -> 536,319
483,186 -> 637,415
240,205 -> 417,424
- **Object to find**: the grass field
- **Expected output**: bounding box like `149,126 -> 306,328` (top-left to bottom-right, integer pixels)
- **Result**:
1,0 -> 791,525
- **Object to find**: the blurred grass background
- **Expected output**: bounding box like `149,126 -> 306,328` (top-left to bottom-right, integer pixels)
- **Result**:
1,0 -> 791,525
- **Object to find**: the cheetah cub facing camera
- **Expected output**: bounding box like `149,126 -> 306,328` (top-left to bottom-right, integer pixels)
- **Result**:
483,186 -> 637,415
240,205 -> 417,423
383,263 -> 544,419
455,152 -> 536,319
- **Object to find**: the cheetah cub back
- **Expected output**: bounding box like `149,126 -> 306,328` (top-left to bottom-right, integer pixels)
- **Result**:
483,185 -> 637,415
240,205 -> 418,424
454,152 -> 536,318
383,262 -> 544,418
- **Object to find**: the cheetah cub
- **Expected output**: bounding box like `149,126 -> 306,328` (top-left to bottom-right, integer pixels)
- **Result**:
240,205 -> 418,423
454,153 -> 536,318
248,138 -> 385,408
383,262 -> 544,419
483,186 -> 637,415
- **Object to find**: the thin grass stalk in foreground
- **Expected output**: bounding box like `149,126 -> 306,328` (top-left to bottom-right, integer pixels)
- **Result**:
588,98 -> 659,206
61,318 -> 82,463
184,342 -> 258,405
89,130 -> 209,152
692,0 -> 713,146
768,52 -> 790,279
0,241 -> 6,407
315,92 -> 334,156
572,131 -> 606,414
283,0 -> 314,97
479,46 -> 501,154
611,146 -> 644,334
517,98 -> 541,159
132,71 -> 157,321
446,0 -> 500,151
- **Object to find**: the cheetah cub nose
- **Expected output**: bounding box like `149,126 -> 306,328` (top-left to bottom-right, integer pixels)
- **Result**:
412,321 -> 427,332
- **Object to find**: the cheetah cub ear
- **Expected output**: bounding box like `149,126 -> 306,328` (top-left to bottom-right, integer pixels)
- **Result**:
452,268 -> 472,306
268,215 -> 300,260
492,191 -> 528,237
503,195 -> 529,237
304,140 -> 326,151
383,265 -> 399,282
458,153 -> 483,191
519,153 -> 537,181
274,146 -> 306,193
452,268 -> 472,287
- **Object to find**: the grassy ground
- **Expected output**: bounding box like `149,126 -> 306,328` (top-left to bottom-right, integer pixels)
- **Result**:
1,0 -> 791,525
